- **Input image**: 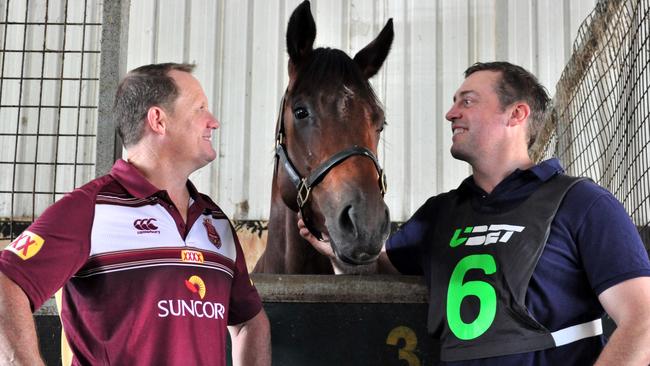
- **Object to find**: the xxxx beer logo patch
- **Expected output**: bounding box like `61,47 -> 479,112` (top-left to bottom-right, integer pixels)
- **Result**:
5,231 -> 45,260
202,218 -> 222,249
181,250 -> 204,264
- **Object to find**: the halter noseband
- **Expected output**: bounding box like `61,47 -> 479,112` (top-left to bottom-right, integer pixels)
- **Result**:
274,93 -> 387,241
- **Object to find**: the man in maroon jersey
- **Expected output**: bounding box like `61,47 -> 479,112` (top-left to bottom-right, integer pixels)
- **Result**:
0,63 -> 271,365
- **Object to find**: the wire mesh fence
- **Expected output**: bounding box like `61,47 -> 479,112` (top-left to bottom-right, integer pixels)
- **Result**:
0,0 -> 101,241
532,0 -> 650,249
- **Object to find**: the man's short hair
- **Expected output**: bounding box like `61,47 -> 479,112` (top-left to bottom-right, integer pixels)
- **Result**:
114,62 -> 196,147
464,61 -> 550,148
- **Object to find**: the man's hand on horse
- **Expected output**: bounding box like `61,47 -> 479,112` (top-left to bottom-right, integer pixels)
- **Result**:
297,214 -> 336,260
297,213 -> 399,274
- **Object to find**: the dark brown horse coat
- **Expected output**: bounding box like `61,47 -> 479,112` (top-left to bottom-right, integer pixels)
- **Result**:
254,0 -> 393,274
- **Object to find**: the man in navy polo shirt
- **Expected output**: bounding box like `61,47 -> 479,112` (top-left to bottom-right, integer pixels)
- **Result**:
300,61 -> 650,365
0,63 -> 271,365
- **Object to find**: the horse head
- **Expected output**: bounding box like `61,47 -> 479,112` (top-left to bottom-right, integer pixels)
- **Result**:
257,0 -> 393,273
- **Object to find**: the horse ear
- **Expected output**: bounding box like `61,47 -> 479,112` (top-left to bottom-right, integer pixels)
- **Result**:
286,0 -> 316,67
353,19 -> 394,79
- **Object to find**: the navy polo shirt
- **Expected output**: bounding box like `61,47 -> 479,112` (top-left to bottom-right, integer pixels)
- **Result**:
386,158 -> 650,365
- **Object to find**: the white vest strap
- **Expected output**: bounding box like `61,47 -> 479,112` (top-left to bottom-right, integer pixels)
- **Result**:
551,318 -> 603,347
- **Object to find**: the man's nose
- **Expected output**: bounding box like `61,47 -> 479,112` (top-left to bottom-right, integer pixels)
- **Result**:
209,114 -> 220,129
445,105 -> 460,122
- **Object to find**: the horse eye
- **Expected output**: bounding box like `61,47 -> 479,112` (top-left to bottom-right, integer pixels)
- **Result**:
293,107 -> 309,120
377,120 -> 387,133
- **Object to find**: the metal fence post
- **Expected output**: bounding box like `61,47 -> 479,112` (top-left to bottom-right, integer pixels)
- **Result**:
96,0 -> 130,177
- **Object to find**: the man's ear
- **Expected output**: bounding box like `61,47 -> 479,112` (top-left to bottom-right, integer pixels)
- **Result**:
508,102 -> 531,127
146,106 -> 167,135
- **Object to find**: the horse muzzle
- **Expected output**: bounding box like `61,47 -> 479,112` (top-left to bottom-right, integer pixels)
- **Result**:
326,199 -> 390,265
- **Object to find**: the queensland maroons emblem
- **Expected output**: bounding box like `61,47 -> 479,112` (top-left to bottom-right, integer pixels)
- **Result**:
203,217 -> 222,249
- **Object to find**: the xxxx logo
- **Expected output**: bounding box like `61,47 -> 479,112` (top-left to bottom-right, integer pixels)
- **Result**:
449,224 -> 525,247
181,250 -> 204,264
5,231 -> 45,260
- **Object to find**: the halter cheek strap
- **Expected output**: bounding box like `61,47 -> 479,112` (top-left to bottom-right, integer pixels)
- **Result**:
274,93 -> 387,241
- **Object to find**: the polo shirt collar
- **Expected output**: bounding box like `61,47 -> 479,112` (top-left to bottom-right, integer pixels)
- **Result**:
109,159 -> 159,198
109,159 -> 206,206
528,157 -> 565,181
458,158 -> 565,196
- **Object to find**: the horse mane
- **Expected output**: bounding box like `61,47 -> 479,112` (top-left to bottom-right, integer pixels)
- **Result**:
291,47 -> 384,123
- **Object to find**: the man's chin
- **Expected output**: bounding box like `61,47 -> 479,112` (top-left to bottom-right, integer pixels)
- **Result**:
204,150 -> 217,163
450,147 -> 470,162
194,153 -> 217,170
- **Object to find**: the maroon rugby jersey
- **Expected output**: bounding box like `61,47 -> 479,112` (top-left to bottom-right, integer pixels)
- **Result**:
0,159 -> 262,365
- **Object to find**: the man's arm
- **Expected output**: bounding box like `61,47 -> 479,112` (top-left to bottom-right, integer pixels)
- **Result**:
595,276 -> 650,365
0,272 -> 44,366
228,309 -> 271,366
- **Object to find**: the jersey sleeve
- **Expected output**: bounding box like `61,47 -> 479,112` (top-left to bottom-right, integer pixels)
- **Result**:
386,196 -> 439,276
227,230 -> 263,325
0,188 -> 94,311
567,181 -> 650,295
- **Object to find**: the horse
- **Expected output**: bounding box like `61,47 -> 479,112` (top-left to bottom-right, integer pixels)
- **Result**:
254,0 -> 393,274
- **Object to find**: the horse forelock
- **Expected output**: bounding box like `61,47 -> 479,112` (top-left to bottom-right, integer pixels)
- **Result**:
291,47 -> 383,125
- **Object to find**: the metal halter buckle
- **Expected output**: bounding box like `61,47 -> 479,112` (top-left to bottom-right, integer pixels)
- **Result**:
380,170 -> 388,196
296,178 -> 312,208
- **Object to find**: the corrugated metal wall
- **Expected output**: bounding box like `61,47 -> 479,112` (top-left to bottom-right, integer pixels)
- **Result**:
125,0 -> 597,222
1,0 -> 598,223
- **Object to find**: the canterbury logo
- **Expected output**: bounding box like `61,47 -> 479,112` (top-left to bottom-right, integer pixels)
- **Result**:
449,224 -> 525,247
134,218 -> 160,233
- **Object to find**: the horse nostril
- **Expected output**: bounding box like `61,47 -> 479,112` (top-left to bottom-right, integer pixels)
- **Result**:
338,205 -> 358,237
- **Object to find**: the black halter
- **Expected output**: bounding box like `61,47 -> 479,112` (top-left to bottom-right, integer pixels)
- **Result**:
274,93 -> 387,241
